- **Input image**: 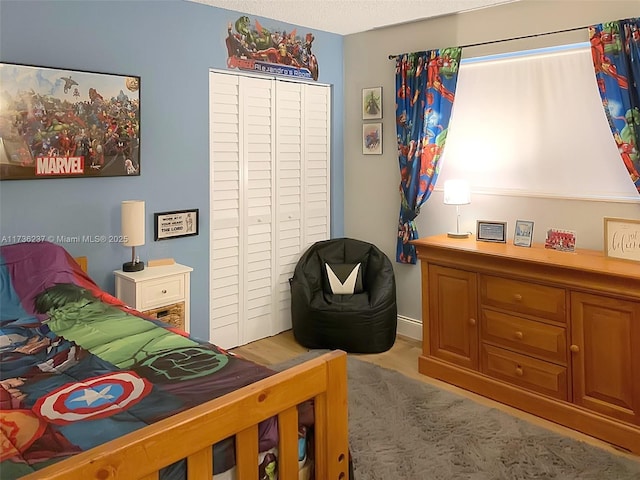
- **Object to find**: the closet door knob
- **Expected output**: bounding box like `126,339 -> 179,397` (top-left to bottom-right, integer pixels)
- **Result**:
570,344 -> 580,353
469,318 -> 476,326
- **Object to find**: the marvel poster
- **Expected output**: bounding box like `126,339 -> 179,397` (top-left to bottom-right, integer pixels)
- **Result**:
0,63 -> 140,180
225,16 -> 319,81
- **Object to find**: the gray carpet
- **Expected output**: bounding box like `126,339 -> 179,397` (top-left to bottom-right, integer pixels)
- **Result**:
272,351 -> 640,480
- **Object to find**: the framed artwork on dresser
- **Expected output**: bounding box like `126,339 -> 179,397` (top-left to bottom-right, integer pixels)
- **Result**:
477,220 -> 506,243
514,220 -> 534,247
604,217 -> 640,262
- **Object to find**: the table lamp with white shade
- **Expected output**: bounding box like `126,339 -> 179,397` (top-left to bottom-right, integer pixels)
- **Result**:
121,200 -> 145,272
443,179 -> 471,238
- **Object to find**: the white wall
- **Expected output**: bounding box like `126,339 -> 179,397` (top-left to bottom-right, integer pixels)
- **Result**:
343,0 -> 640,336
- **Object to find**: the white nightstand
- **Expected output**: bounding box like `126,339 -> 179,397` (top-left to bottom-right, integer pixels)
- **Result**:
114,263 -> 193,332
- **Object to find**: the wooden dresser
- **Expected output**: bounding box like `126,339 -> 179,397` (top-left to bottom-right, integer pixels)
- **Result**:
412,234 -> 640,454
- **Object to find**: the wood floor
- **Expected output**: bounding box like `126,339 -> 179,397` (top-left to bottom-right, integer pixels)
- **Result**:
232,330 -> 640,464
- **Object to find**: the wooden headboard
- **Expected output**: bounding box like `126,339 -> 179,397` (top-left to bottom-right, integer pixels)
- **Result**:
74,256 -> 88,273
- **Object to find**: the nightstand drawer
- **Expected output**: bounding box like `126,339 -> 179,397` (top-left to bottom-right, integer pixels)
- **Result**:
481,344 -> 568,400
143,301 -> 185,330
139,276 -> 184,310
481,308 -> 567,364
480,275 -> 566,322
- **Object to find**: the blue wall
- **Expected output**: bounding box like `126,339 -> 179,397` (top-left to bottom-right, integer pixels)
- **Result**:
0,0 -> 344,340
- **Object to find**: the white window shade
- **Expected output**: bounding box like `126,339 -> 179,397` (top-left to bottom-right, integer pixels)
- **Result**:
438,44 -> 638,201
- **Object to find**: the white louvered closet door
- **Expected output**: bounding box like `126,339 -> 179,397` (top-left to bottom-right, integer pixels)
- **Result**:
274,81 -> 331,334
209,73 -> 242,349
302,84 -> 331,249
243,77 -> 276,345
210,71 -> 330,349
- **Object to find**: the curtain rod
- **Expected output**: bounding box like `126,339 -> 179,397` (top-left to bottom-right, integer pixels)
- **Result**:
387,24 -> 590,59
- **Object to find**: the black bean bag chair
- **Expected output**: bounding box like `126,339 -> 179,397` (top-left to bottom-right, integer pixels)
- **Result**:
290,238 -> 397,353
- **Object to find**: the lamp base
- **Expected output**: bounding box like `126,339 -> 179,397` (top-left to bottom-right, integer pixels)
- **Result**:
447,231 -> 470,239
123,261 -> 145,272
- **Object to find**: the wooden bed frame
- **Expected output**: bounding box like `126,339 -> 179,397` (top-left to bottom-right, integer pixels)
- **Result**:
21,351 -> 349,480
19,257 -> 350,479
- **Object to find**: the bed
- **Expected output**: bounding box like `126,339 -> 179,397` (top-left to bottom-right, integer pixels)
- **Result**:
0,241 -> 349,480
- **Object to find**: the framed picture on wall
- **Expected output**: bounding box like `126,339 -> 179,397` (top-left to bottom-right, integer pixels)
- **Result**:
362,87 -> 382,120
0,62 -> 141,180
154,209 -> 199,241
363,123 -> 382,155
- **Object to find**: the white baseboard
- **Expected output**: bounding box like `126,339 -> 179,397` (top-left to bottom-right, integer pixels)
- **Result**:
397,315 -> 422,341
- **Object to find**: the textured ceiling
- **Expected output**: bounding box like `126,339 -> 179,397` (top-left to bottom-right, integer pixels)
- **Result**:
187,0 -> 518,35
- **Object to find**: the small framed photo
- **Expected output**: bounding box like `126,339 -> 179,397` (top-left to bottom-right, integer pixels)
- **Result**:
477,220 -> 507,243
362,86 -> 382,120
363,123 -> 382,155
544,228 -> 576,252
514,220 -> 534,247
603,217 -> 640,262
154,209 -> 199,241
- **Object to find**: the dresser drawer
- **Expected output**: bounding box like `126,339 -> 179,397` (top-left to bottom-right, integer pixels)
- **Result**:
481,344 -> 568,400
139,275 -> 184,310
481,309 -> 567,364
480,275 -> 566,322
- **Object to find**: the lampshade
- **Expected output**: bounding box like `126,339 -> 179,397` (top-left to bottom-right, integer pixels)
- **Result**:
443,180 -> 470,239
443,179 -> 471,206
121,200 -> 145,247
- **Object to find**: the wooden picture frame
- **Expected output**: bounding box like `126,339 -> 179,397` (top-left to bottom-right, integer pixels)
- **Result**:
0,62 -> 140,180
154,209 -> 199,241
544,227 -> 576,252
476,220 -> 507,243
362,87 -> 382,120
603,217 -> 640,262
513,220 -> 534,247
362,123 -> 382,155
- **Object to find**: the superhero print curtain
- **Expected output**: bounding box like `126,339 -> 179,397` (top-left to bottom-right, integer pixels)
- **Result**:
589,17 -> 640,194
395,49 -> 461,264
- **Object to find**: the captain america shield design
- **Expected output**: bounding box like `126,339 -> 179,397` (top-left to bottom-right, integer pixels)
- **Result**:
34,371 -> 152,425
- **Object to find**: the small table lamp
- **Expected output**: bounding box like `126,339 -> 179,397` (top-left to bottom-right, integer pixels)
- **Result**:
443,179 -> 471,238
121,200 -> 145,272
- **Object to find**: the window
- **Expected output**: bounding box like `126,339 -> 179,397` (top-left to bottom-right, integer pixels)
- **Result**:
438,44 -> 638,202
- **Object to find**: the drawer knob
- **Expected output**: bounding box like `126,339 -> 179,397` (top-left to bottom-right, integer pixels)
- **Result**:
514,331 -> 524,340
514,294 -> 523,302
570,344 -> 580,353
515,366 -> 524,376
162,289 -> 167,294
469,318 -> 476,326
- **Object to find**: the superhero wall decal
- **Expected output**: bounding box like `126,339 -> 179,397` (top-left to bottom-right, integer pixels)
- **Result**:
225,16 -> 319,81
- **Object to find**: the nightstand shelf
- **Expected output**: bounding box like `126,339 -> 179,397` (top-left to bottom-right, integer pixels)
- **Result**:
114,263 -> 193,332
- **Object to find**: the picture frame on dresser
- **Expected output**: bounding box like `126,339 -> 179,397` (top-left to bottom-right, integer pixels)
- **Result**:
476,220 -> 507,243
603,217 -> 640,262
513,220 -> 534,247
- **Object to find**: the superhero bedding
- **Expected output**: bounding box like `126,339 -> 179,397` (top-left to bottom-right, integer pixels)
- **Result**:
0,242 -> 313,479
